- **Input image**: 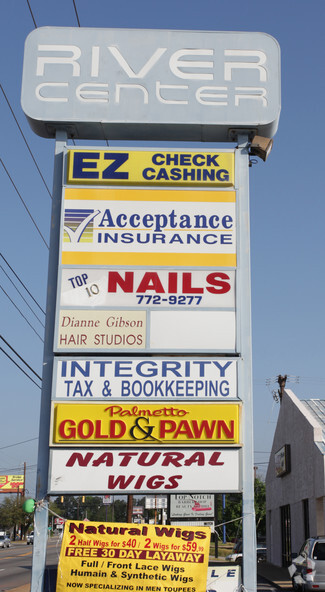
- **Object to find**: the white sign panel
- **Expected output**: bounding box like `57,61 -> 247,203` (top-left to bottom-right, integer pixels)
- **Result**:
59,268 -> 235,309
170,494 -> 215,518
52,357 -> 238,400
150,310 -> 235,351
171,520 -> 215,533
206,566 -> 241,592
145,496 -> 168,509
48,448 -> 242,494
21,28 -> 281,141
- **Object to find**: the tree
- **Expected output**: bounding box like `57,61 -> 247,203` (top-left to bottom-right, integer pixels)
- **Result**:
52,495 -> 127,523
0,496 -> 32,539
220,476 -> 266,542
254,477 -> 266,537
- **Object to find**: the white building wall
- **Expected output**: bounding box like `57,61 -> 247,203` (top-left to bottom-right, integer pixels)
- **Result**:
266,390 -> 325,566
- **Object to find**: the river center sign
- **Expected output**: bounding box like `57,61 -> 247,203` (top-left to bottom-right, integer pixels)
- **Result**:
21,28 -> 280,141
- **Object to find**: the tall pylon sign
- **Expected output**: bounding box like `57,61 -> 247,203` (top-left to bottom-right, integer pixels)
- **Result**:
21,27 -> 281,592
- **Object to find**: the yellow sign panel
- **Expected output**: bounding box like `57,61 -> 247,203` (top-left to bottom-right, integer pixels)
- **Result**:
52,403 -> 240,445
57,520 -> 210,592
0,475 -> 24,492
67,149 -> 235,187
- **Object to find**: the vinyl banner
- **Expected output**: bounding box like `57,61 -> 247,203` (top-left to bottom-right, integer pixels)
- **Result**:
56,521 -> 210,592
48,448 -> 242,493
67,149 -> 235,187
51,403 -> 240,446
60,188 -> 236,268
52,357 -> 238,400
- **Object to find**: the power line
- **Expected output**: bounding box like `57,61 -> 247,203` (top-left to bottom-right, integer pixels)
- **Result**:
0,336 -> 42,381
26,0 -> 37,27
0,285 -> 44,341
0,347 -> 41,389
1,264 -> 45,328
0,85 -> 52,199
72,0 -> 81,26
0,253 -> 45,315
0,438 -> 39,451
0,159 -> 49,249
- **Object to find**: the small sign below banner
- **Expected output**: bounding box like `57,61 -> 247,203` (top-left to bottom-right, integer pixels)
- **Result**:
206,565 -> 241,592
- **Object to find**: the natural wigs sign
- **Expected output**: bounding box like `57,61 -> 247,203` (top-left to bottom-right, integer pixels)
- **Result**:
56,521 -> 210,592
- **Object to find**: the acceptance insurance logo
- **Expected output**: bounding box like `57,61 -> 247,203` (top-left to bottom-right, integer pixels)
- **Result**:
63,209 -> 99,243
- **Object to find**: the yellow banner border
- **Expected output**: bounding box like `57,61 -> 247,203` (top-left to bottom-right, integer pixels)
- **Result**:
64,187 -> 236,202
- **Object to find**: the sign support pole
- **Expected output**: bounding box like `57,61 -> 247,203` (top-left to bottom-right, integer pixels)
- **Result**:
31,130 -> 67,592
236,135 -> 256,592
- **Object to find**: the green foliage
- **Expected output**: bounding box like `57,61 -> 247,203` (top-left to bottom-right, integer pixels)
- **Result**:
220,477 -> 266,541
254,478 -> 266,536
0,496 -> 33,536
52,496 -> 127,523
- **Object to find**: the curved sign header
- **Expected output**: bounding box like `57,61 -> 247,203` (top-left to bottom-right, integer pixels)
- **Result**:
21,27 -> 281,141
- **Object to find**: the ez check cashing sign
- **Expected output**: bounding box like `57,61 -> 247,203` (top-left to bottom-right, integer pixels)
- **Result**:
67,149 -> 234,187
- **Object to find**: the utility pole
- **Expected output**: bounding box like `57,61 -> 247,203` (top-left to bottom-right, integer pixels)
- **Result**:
23,462 -> 26,498
277,375 -> 287,402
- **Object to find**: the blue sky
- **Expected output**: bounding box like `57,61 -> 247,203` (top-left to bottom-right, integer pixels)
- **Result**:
0,0 -> 324,497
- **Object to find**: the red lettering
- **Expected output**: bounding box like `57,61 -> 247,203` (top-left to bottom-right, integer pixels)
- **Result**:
168,272 -> 178,293
184,452 -> 205,466
95,420 -> 108,439
108,271 -> 134,293
165,475 -> 182,489
173,420 -> 194,439
92,452 -> 114,467
134,475 -> 146,489
161,452 -> 185,467
118,452 -> 138,466
108,475 -> 135,489
109,420 -> 126,439
206,272 -> 231,294
66,452 -> 93,467
182,272 -> 204,294
58,419 -> 76,439
217,420 -> 234,439
191,420 -> 216,439
78,419 -> 94,439
136,272 -> 165,293
159,420 -> 177,438
208,451 -> 224,466
137,452 -> 161,466
146,475 -> 165,489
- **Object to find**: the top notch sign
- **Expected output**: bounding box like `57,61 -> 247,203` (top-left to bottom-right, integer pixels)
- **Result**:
21,27 -> 281,142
